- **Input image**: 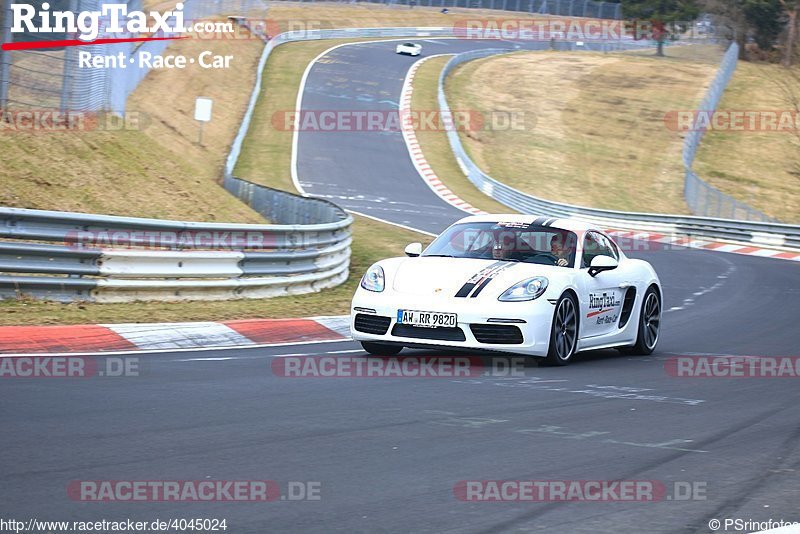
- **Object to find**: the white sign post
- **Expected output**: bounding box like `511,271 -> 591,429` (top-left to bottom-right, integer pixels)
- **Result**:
194,97 -> 213,145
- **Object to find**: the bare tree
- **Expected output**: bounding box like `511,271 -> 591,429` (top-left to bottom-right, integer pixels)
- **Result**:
767,66 -> 800,176
700,0 -> 749,59
779,0 -> 799,66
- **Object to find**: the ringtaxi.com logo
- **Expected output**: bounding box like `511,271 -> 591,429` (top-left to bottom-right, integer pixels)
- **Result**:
454,480 -> 707,502
0,356 -> 139,378
67,480 -> 322,502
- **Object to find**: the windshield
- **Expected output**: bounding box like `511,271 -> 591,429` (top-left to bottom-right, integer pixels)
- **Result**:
423,221 -> 578,267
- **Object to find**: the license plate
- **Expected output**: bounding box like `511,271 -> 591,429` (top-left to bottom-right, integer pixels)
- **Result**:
397,310 -> 457,328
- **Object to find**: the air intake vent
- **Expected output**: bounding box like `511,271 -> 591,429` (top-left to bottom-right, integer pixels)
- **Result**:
470,324 -> 524,344
391,324 -> 466,342
354,314 -> 392,335
618,287 -> 637,328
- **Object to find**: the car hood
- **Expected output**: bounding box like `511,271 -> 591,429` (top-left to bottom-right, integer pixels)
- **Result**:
390,257 -> 541,298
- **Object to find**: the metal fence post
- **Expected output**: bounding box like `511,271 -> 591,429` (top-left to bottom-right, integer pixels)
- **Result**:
0,0 -> 12,111
59,0 -> 79,112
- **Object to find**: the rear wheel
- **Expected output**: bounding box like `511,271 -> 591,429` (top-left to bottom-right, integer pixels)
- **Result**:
360,341 -> 403,356
630,286 -> 661,355
544,293 -> 579,366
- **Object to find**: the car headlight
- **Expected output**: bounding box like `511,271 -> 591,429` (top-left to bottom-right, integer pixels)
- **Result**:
360,264 -> 385,292
498,277 -> 548,302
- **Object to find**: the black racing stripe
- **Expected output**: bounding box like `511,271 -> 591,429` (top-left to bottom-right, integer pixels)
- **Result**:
469,262 -> 516,298
455,283 -> 477,298
542,217 -> 558,227
470,277 -> 494,298
455,261 -> 504,297
532,216 -> 549,226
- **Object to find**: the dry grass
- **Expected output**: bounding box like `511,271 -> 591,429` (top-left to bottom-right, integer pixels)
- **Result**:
1,20 -> 266,222
693,61 -> 800,223
445,47 -> 723,214
410,56 -> 514,214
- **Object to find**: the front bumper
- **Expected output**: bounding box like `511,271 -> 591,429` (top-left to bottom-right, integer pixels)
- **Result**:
350,289 -> 554,357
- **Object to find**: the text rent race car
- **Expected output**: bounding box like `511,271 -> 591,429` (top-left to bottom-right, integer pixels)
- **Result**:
350,215 -> 662,365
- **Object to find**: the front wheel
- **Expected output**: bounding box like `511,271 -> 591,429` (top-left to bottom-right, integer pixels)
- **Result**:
360,341 -> 403,356
630,286 -> 661,355
544,293 -> 579,366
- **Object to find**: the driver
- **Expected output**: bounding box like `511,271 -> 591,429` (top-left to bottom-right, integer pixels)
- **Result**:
550,234 -> 571,267
492,239 -> 514,260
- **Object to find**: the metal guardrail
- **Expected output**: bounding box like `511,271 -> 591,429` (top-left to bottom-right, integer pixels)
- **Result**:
0,203 -> 352,302
436,46 -> 800,250
682,43 -> 774,222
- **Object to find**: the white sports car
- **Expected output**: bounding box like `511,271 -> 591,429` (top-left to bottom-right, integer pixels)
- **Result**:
350,215 -> 662,365
396,42 -> 422,56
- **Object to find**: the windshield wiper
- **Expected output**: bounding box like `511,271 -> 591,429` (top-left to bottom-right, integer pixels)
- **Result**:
422,254 -> 455,258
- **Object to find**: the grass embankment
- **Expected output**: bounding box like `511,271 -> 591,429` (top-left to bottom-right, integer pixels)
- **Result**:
437,47 -> 725,215
1,26 -> 266,222
693,62 -> 800,223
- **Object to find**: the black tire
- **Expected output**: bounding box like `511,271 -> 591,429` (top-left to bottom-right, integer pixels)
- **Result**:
544,293 -> 579,366
360,341 -> 403,356
630,286 -> 661,355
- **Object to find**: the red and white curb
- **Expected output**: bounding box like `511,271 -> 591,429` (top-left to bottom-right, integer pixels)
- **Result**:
606,229 -> 800,262
400,55 -> 486,216
0,316 -> 351,356
400,57 -> 800,263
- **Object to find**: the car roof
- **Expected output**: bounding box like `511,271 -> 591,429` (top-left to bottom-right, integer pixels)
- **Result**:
452,214 -> 599,234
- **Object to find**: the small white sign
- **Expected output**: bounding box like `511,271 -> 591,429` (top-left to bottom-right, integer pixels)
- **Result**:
194,97 -> 213,122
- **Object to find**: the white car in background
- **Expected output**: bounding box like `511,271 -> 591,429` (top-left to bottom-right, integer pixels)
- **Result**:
351,215 -> 663,366
396,42 -> 422,56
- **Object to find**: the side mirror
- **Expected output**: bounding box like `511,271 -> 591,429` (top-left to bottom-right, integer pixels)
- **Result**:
588,255 -> 618,277
404,242 -> 423,257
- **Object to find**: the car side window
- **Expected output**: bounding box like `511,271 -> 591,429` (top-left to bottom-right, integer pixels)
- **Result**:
596,232 -> 619,260
582,231 -> 616,268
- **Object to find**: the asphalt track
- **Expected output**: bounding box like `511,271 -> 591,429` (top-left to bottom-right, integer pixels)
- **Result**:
3,40 -> 800,533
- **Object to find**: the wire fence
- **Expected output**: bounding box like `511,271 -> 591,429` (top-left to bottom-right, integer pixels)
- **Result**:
269,0 -> 621,18
682,42 -> 774,222
0,0 -> 265,114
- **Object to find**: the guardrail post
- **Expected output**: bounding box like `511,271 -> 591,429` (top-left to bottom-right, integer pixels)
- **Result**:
59,0 -> 79,113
